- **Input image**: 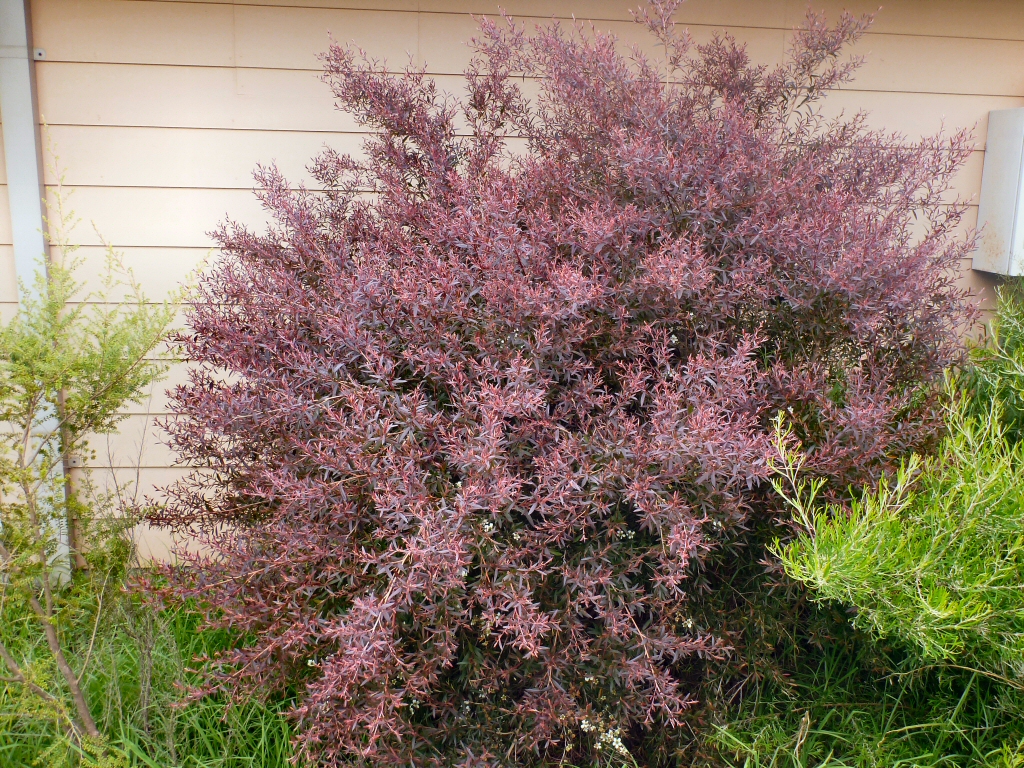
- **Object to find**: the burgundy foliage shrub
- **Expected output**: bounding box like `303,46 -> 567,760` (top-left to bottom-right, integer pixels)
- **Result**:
152,3 -> 976,765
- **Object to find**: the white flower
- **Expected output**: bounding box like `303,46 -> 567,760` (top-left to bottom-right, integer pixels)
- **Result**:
599,727 -> 629,756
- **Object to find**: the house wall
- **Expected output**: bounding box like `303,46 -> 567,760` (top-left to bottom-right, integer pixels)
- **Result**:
1,0 -> 1022,557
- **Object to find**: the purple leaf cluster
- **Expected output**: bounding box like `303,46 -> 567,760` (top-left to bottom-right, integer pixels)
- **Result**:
151,4 -> 976,765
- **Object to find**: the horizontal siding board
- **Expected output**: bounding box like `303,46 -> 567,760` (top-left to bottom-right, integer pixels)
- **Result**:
37,63 -> 349,131
48,190 -> 984,252
130,522 -> 179,562
33,0 -> 785,74
42,125 -> 342,187
119,359 -> 193,415
38,62 -> 1021,143
39,125 -> 987,205
83,467 -> 197,560
793,0 -> 1024,41
33,0 -> 235,67
120,0 -> 787,27
52,0 -> 1024,41
27,0 -> 1024,98
812,91 -> 1018,149
391,27 -> 1024,98
416,15 -> 791,76
837,33 -> 1024,97
43,186 -> 270,248
82,413 -> 174,467
419,0 -> 789,25
85,466 -> 192,498
64,244 -> 211,296
235,4 -> 421,70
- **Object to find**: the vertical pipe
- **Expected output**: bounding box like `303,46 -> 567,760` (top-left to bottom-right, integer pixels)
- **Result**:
0,0 -> 47,285
0,0 -> 72,583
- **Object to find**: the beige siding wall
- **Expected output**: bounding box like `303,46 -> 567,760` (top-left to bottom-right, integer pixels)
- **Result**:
0,121 -> 14,320
7,0 -> 1023,556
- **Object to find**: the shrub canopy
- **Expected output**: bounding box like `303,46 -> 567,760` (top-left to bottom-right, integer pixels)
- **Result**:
153,3 -> 975,765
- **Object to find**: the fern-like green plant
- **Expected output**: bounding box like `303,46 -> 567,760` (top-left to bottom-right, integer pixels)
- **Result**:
772,394 -> 1024,679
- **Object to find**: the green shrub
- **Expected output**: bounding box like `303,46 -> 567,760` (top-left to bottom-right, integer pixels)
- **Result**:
709,283 -> 1024,767
0,175 -> 172,751
773,394 -> 1024,678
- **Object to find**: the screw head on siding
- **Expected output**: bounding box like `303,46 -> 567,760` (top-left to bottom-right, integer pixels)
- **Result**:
32,48 -> 46,60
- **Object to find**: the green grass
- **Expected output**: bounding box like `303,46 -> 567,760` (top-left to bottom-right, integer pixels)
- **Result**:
699,640 -> 1024,768
0,591 -> 294,768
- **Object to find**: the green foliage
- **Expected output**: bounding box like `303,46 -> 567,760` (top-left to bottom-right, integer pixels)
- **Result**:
0,178 -> 292,767
0,193 -> 174,566
0,248 -> 174,453
772,396 -> 1024,677
967,284 -> 1024,444
684,537 -> 1024,767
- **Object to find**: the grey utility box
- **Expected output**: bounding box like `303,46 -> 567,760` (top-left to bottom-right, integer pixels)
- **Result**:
976,108 -> 1024,275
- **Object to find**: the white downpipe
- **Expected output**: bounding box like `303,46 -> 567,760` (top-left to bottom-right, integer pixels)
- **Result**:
0,0 -> 71,584
0,0 -> 47,282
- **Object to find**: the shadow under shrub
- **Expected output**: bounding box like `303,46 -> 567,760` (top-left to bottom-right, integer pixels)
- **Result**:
149,2 -> 977,765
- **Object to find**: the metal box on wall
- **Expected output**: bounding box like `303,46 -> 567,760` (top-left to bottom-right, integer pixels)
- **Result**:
976,108 -> 1024,275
